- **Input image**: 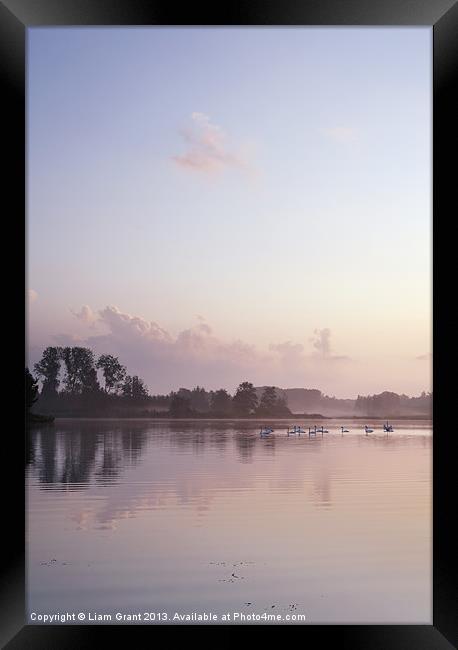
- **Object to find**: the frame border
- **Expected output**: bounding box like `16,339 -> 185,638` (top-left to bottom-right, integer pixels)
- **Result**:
2,0 -> 457,646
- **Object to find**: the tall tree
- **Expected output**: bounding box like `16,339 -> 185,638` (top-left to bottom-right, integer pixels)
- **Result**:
232,382 -> 258,416
34,346 -> 62,396
258,386 -> 278,415
210,389 -> 232,415
96,354 -> 126,394
122,375 -> 149,400
61,347 -> 99,394
25,367 -> 39,409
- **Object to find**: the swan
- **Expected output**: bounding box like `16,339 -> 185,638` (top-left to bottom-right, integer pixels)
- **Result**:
341,426 -> 349,433
260,426 -> 274,435
317,426 -> 328,433
287,425 -> 305,435
364,425 -> 374,433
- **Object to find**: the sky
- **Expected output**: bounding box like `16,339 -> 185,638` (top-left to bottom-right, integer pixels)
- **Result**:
27,27 -> 432,398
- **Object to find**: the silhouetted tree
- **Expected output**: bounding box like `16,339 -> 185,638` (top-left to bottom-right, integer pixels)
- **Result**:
190,386 -> 210,412
34,346 -> 62,397
177,388 -> 192,401
25,367 -> 39,409
82,366 -> 100,395
122,375 -> 149,400
258,386 -> 277,415
232,381 -> 258,416
61,347 -> 99,394
96,354 -> 126,394
210,389 -> 232,416
169,394 -> 193,417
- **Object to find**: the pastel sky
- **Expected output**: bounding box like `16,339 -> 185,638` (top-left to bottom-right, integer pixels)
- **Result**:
27,27 -> 432,398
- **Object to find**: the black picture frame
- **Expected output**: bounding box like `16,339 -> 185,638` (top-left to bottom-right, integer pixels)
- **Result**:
2,0 -> 457,647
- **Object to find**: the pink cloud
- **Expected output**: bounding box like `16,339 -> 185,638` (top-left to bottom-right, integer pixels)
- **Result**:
172,112 -> 251,175
70,304 -> 97,325
50,305 -> 352,393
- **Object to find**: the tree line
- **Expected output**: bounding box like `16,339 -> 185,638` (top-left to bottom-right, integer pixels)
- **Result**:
354,391 -> 432,417
26,346 -> 432,419
168,383 -> 291,418
26,346 -> 292,418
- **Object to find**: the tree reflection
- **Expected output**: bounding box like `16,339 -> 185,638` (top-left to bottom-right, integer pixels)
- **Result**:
29,422 -> 149,490
234,433 -> 257,463
60,432 -> 98,486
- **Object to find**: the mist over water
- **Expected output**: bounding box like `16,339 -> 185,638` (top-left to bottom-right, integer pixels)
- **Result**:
27,419 -> 431,624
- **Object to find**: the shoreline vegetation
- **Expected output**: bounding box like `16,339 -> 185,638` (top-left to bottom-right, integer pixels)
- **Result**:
49,414 -> 431,421
26,346 -> 432,423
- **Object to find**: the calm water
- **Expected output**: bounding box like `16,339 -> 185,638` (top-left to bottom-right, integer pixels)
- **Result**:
26,419 -> 432,624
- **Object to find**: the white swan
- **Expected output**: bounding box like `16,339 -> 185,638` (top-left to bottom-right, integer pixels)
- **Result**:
341,426 -> 349,433
287,425 -> 305,435
364,425 -> 374,433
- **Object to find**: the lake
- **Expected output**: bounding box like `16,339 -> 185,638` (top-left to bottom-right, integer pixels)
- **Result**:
26,419 -> 432,624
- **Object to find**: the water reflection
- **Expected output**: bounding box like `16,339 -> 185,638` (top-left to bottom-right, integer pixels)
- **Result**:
32,423 -> 148,491
27,419 -> 432,623
28,421 -> 431,491
234,432 -> 257,463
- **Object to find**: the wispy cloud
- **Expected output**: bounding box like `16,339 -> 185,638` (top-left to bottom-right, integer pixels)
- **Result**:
311,328 -> 331,357
321,126 -> 357,144
310,328 -> 349,362
269,341 -> 306,365
172,112 -> 251,175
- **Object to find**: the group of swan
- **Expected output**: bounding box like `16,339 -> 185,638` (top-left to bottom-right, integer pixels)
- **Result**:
261,424 -> 342,436
259,423 -> 395,436
364,423 -> 394,433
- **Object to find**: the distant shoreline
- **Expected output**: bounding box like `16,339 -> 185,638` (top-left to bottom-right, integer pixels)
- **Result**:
47,414 -> 432,423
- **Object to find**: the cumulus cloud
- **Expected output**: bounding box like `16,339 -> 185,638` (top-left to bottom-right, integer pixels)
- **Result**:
70,304 -> 97,325
51,305 -> 351,393
98,305 -> 171,343
321,126 -> 357,144
172,112 -> 251,175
